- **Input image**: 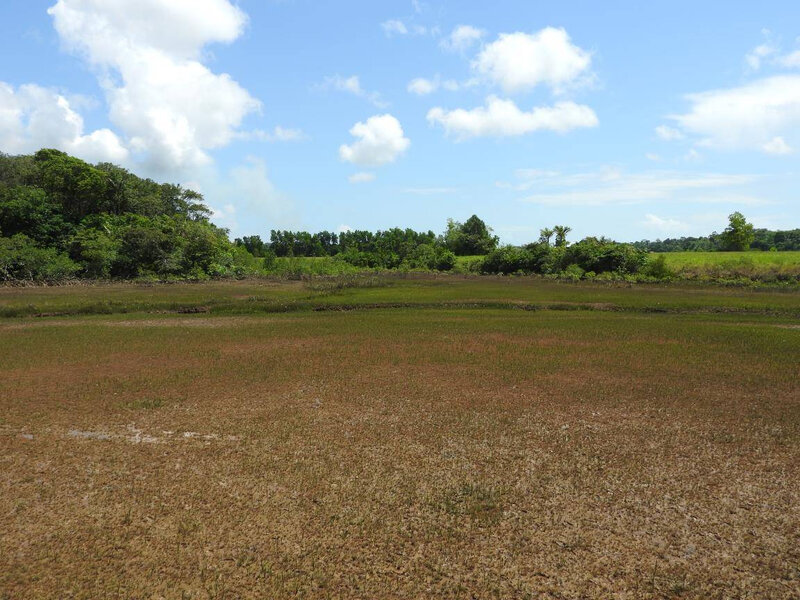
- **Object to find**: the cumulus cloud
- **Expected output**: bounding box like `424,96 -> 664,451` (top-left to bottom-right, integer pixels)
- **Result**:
472,28 -> 592,93
440,25 -> 485,53
670,75 -> 800,154
427,96 -> 598,140
339,114 -> 410,167
47,0 -> 260,172
0,82 -> 128,163
348,172 -> 376,184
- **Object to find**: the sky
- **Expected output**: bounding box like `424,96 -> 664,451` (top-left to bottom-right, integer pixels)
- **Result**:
0,0 -> 799,243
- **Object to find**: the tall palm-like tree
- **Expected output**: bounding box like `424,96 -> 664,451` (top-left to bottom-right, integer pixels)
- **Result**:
539,227 -> 554,246
554,225 -> 572,247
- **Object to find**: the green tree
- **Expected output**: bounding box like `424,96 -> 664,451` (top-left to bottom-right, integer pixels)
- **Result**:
720,212 -> 755,251
444,215 -> 499,255
34,149 -> 108,222
0,185 -> 73,248
554,225 -> 572,248
539,227 -> 554,246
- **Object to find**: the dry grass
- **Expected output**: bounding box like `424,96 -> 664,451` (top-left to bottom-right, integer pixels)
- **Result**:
1,280 -> 798,598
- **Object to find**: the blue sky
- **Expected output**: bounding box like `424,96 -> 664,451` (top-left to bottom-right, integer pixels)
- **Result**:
1,0 -> 798,243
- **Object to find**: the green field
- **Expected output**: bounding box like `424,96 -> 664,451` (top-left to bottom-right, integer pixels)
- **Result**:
1,277 -> 798,598
658,250 -> 800,268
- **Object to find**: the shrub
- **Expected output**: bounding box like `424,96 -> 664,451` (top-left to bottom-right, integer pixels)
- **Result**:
0,234 -> 79,281
644,254 -> 674,280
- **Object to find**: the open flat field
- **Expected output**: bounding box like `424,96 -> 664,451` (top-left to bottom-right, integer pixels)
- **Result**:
657,251 -> 800,269
656,252 -> 800,282
1,277 -> 799,598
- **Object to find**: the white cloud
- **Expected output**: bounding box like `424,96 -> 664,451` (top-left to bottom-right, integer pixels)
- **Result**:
472,28 -> 592,94
670,75 -> 800,155
427,95 -> 598,140
348,172 -> 376,184
744,31 -> 800,71
339,114 -> 410,167
440,25 -> 485,53
778,50 -> 800,68
762,136 -> 793,155
518,168 -> 760,206
200,157 -> 296,236
745,42 -> 777,71
408,77 -> 438,95
0,82 -> 128,163
318,75 -> 387,108
381,19 -> 408,36
655,125 -> 684,141
407,75 -> 460,95
645,153 -> 662,162
322,75 -> 362,95
338,224 -> 353,233
47,0 -> 260,172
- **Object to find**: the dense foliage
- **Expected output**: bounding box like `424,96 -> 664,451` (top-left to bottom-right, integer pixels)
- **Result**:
480,237 -> 651,278
255,216 -> 498,268
0,150 -> 256,281
443,215 -> 498,255
1,150 -> 797,283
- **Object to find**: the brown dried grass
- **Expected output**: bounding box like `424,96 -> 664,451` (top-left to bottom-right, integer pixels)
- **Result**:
0,304 -> 798,599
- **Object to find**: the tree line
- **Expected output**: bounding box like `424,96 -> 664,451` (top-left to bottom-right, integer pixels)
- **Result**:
634,212 -> 800,252
1,149 -> 795,283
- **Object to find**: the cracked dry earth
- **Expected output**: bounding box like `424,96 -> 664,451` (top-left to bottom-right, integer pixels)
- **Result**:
1,308 -> 798,599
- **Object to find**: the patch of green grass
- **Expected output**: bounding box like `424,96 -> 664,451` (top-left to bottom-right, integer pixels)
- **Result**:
2,276 -> 799,319
267,256 -> 363,277
658,251 -> 800,268
657,251 -> 800,283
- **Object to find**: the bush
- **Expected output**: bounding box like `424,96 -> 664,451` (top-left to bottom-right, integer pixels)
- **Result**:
0,234 -> 79,281
561,263 -> 585,281
480,246 -> 531,274
562,237 -> 648,274
405,244 -> 456,271
69,228 -> 119,278
643,254 -> 674,280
